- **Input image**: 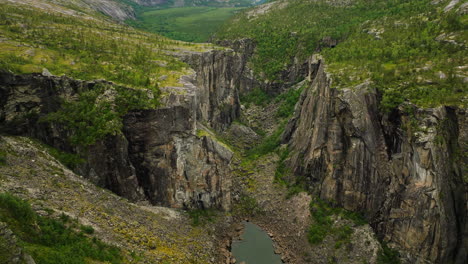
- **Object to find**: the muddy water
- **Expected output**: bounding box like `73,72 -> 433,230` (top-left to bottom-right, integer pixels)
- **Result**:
231,221 -> 282,264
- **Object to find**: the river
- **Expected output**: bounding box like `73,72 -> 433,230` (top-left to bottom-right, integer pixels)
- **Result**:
231,221 -> 283,264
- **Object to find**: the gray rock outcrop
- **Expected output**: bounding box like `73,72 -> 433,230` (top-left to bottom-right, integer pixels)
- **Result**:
282,56 -> 467,263
0,42 -> 253,210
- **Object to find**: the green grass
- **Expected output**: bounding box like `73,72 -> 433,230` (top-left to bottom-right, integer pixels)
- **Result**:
128,6 -> 245,42
274,82 -> 305,118
244,123 -> 285,160
240,84 -> 304,161
0,235 -> 13,263
323,5 -> 467,110
239,87 -> 273,107
0,193 -> 122,264
187,209 -> 217,226
0,2 -> 205,89
307,198 -> 366,246
42,145 -> 84,169
377,243 -> 401,264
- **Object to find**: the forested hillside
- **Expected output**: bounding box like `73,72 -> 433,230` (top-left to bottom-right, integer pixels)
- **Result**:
216,0 -> 467,109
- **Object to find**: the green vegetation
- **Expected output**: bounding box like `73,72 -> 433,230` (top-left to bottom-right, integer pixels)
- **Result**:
0,3 -> 204,89
308,198 -> 366,247
0,235 -> 12,264
0,150 -> 6,165
240,87 -> 273,107
187,209 -> 217,226
323,5 -> 467,110
240,83 -> 305,161
128,7 -> 244,42
274,148 -> 290,185
43,83 -> 158,146
274,148 -> 308,198
0,193 -> 122,264
275,82 -> 305,118
377,243 -> 401,264
233,195 -> 263,216
42,145 -> 84,169
217,0 -> 467,109
245,123 -> 285,160
79,225 -> 94,235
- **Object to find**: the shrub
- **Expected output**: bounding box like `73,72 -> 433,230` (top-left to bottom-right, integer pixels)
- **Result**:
377,243 -> 401,264
0,193 -> 36,226
234,195 -> 262,216
275,84 -> 304,118
44,146 -> 84,169
80,225 -> 94,235
240,87 -> 273,107
43,84 -> 158,147
307,198 -> 367,245
187,209 -> 216,226
274,148 -> 289,185
0,193 -> 123,264
245,124 -> 285,159
0,150 -> 6,165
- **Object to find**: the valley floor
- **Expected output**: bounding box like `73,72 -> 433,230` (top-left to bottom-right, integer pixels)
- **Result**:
218,99 -> 383,264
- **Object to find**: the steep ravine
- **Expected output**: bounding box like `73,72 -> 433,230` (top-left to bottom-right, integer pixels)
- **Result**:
0,37 -> 467,264
282,55 -> 467,264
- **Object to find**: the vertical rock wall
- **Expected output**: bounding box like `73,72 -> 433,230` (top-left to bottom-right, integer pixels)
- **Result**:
0,42 -> 253,210
282,56 -> 467,263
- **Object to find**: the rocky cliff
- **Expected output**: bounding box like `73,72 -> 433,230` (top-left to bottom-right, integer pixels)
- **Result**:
181,39 -> 259,130
0,45 -> 253,210
282,55 -> 467,263
83,0 -> 136,21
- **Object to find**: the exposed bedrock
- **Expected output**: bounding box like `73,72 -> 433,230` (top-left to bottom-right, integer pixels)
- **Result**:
180,39 -> 259,130
0,43 -> 252,210
282,56 -> 467,263
123,107 -> 232,209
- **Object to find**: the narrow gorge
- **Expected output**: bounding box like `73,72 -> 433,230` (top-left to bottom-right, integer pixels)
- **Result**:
0,0 -> 466,264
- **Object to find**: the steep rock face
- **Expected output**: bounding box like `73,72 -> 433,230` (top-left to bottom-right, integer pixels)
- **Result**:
0,72 -> 145,201
123,107 -> 232,209
0,60 -> 237,209
182,39 -> 258,130
282,57 -> 467,263
82,0 -> 136,21
216,38 -> 310,96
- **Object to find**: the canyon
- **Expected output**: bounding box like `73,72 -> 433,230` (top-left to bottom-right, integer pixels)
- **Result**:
0,0 -> 466,263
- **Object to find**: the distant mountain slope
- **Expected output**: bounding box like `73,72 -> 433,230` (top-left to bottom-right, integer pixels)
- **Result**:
3,0 -> 136,20
128,0 -> 263,8
127,6 -> 244,42
122,0 -> 263,42
0,0 -> 215,89
216,0 -> 467,109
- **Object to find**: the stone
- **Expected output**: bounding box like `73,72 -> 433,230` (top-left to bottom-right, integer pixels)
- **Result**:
0,39 -> 258,210
41,68 -> 52,77
282,57 -> 467,263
